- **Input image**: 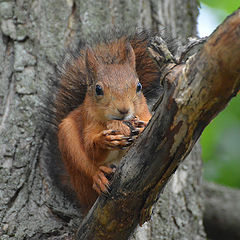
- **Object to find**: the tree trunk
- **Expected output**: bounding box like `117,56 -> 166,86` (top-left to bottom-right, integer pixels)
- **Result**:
0,0 -> 205,239
203,182 -> 240,240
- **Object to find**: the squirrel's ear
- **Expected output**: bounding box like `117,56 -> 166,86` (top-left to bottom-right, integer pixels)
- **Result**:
125,42 -> 136,69
85,47 -> 100,85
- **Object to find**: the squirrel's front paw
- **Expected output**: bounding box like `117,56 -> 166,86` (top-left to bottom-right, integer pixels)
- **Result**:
97,129 -> 134,150
131,117 -> 148,134
92,166 -> 115,194
123,116 -> 148,136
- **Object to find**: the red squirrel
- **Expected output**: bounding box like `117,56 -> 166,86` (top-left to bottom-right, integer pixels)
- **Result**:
45,30 -> 161,213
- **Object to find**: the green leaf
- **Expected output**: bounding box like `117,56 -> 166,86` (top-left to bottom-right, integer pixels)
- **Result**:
201,96 -> 240,187
200,0 -> 240,14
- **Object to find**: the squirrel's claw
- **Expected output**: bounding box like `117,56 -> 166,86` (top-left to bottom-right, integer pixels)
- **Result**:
102,130 -> 122,136
123,117 -> 148,136
98,129 -> 134,149
92,169 -> 110,195
130,129 -> 140,136
131,117 -> 148,134
92,166 -> 115,195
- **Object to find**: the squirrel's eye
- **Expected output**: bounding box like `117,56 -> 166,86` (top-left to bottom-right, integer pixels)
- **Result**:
95,84 -> 104,96
136,82 -> 142,93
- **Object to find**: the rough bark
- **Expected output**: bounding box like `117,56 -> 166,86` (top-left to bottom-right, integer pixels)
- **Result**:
0,0 -> 205,239
203,182 -> 240,240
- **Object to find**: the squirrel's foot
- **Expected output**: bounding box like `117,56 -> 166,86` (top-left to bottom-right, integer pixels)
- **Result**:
92,166 -> 115,195
97,129 -> 134,150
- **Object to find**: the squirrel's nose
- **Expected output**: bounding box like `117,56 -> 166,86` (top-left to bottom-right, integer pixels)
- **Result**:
118,108 -> 129,115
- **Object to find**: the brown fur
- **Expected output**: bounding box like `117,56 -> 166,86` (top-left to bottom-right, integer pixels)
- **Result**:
54,32 -> 159,213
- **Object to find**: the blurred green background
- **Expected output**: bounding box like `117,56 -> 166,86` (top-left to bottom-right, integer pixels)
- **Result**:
198,0 -> 240,188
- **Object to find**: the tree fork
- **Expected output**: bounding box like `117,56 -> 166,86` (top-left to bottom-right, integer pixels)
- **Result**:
76,9 -> 240,240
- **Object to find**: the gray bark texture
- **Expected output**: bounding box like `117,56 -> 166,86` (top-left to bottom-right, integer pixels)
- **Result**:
203,182 -> 240,240
0,0 -> 205,239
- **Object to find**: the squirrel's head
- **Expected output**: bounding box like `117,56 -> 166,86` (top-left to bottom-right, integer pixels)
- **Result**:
84,39 -> 146,122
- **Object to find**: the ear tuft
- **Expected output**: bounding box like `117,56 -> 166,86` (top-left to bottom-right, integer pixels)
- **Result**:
85,47 -> 100,85
125,42 -> 136,69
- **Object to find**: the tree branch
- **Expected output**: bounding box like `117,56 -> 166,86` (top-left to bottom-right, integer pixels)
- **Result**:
76,9 -> 240,240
